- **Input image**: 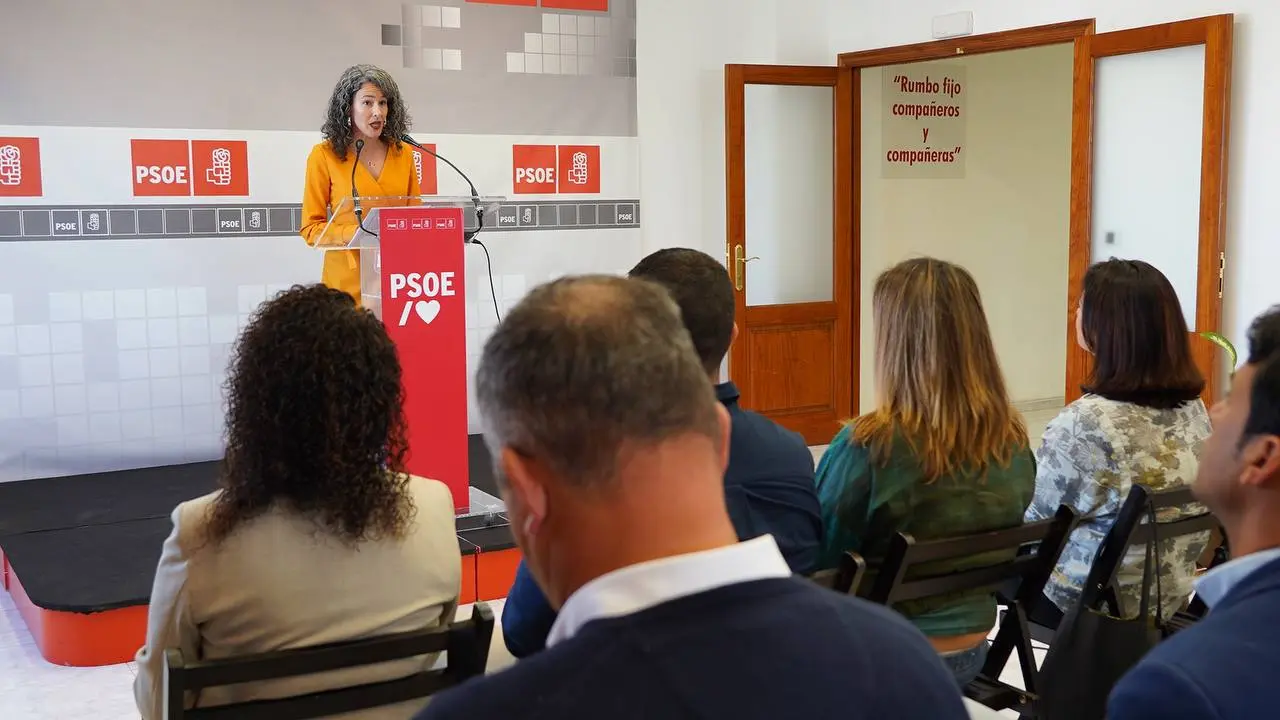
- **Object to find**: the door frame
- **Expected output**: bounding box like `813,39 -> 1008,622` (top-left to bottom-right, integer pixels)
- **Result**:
837,20 -> 1095,414
1068,16 -> 1234,405
724,65 -> 855,444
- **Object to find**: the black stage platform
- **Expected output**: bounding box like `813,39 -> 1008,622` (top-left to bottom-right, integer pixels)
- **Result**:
0,435 -> 511,615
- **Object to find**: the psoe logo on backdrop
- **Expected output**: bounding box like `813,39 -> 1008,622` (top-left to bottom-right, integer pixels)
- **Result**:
557,145 -> 601,194
410,144 -> 439,195
389,271 -> 456,327
513,144 -> 601,195
0,137 -> 42,197
131,139 -> 191,197
191,140 -> 249,196
132,139 -> 250,197
512,145 -> 558,194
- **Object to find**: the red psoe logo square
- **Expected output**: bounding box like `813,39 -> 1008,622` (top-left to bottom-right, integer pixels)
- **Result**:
0,137 -> 42,197
412,144 -> 439,195
191,140 -> 249,197
557,145 -> 600,194
513,145 -> 557,194
131,139 -> 192,197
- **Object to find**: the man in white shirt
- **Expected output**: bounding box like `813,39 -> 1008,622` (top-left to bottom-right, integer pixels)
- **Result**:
1109,305 -> 1280,719
416,274 -> 967,720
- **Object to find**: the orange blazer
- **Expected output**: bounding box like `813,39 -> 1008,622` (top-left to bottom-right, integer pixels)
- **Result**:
300,140 -> 422,304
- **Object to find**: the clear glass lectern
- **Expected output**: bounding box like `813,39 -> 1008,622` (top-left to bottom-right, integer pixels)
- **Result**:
313,194 -> 507,513
314,195 -> 506,319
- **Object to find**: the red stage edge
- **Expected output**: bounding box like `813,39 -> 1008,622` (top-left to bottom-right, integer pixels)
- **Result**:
6,565 -> 149,667
1,546 -> 521,667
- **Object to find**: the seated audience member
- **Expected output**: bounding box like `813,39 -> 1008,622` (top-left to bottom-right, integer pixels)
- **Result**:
417,275 -> 968,720
1026,259 -> 1210,629
134,285 -> 461,720
501,248 -> 822,657
1108,306 -> 1280,719
815,257 -> 1035,686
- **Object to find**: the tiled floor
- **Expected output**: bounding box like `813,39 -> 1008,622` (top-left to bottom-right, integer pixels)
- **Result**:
0,589 -> 138,718
2,406 -> 1062,719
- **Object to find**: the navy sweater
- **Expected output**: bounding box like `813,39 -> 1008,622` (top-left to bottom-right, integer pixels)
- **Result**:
501,381 -> 823,658
417,577 -> 968,720
1108,555 -> 1280,719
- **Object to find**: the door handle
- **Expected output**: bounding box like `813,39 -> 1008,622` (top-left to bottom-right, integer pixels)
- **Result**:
733,244 -> 760,292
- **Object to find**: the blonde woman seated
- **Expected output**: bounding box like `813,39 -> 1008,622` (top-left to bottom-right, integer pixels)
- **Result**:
134,285 -> 462,720
815,257 -> 1035,687
1024,259 -> 1211,629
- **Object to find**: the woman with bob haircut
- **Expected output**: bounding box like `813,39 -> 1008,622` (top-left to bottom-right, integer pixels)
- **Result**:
1025,258 -> 1211,629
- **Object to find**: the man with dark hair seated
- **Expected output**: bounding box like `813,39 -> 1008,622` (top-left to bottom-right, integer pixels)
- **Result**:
417,274 -> 967,720
1109,305 -> 1280,719
500,248 -> 823,658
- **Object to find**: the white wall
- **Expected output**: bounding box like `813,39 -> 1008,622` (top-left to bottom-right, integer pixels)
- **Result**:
859,45 -> 1074,410
636,0 -> 831,263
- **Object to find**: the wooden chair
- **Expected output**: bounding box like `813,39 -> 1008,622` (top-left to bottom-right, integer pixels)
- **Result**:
808,550 -> 869,595
163,603 -> 495,720
1028,484 -> 1226,645
1081,484 -> 1223,635
862,506 -> 1079,717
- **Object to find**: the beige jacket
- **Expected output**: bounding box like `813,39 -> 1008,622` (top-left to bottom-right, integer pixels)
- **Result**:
134,476 -> 462,720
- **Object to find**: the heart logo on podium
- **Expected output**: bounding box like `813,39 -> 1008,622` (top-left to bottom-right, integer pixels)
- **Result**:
415,299 -> 441,324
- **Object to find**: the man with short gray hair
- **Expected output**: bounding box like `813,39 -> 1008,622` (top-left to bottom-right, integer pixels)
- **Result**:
416,275 -> 967,720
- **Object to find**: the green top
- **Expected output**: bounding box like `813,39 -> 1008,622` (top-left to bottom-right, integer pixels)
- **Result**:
815,424 -> 1036,637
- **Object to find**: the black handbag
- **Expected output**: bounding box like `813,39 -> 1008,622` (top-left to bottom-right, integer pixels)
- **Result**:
1033,501 -> 1166,720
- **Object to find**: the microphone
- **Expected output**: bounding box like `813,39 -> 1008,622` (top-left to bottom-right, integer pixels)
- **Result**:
350,139 -> 376,238
400,134 -> 483,243
400,134 -> 502,324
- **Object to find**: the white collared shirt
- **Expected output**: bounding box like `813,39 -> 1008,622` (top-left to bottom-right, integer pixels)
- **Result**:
1194,546 -> 1280,608
545,535 -> 793,648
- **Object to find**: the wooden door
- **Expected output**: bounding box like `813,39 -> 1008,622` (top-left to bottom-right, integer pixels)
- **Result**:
724,65 -> 855,445
1066,15 -> 1234,403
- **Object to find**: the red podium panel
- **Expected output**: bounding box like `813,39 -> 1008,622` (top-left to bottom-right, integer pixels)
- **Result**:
378,206 -> 470,511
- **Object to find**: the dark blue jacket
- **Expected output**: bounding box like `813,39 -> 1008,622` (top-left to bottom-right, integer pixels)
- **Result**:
1108,555 -> 1280,719
500,382 -> 821,657
419,578 -> 968,720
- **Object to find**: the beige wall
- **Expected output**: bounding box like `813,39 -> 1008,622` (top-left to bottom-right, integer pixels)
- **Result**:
859,43 -> 1075,411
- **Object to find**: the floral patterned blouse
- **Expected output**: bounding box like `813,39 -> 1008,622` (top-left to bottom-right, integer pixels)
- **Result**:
1025,394 -> 1212,619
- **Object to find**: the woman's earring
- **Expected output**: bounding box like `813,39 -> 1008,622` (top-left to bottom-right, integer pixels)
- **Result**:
346,117 -> 351,127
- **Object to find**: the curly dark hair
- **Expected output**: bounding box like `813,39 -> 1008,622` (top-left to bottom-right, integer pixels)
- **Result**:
206,284 -> 414,545
321,64 -> 412,160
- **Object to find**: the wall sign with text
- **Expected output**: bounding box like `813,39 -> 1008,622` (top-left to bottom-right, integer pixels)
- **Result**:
131,139 -> 250,197
881,63 -> 967,179
512,144 -> 601,194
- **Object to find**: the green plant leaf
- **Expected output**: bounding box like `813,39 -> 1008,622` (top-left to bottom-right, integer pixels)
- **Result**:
1200,331 -> 1238,369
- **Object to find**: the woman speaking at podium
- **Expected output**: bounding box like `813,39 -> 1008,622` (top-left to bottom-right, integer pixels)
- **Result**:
300,65 -> 422,305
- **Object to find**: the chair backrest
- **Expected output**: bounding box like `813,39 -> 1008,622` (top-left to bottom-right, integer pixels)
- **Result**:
1081,484 -> 1222,618
865,505 -> 1078,607
863,505 -> 1079,715
163,603 -> 495,720
808,551 -> 868,595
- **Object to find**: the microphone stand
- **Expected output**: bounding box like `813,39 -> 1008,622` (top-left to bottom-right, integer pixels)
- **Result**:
350,138 -> 378,238
398,135 -> 502,322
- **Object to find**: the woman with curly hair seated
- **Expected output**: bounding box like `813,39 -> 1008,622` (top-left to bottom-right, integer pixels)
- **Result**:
134,284 -> 461,720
